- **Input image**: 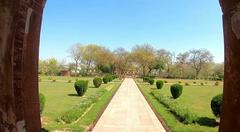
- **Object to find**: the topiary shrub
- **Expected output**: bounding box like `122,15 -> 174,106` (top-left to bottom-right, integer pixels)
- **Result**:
93,77 -> 102,88
200,82 -> 204,86
148,78 -> 155,85
103,76 -> 109,84
156,80 -> 164,89
68,80 -> 72,83
39,93 -> 46,114
143,77 -> 150,82
74,80 -> 89,96
178,81 -> 182,84
170,84 -> 183,99
185,82 -> 190,86
215,81 -> 220,86
193,81 -> 197,84
211,94 -> 223,117
164,80 -> 168,83
52,79 -> 56,82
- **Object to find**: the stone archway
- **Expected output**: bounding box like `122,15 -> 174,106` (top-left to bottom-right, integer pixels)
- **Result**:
0,0 -> 240,131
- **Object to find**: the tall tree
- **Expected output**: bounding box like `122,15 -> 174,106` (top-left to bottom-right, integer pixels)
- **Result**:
156,49 -> 173,77
114,48 -> 131,77
68,43 -> 82,77
188,49 -> 213,79
131,44 -> 155,76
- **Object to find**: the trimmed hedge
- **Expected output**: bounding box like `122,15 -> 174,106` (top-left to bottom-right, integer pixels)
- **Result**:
93,77 -> 102,88
59,89 -> 107,123
148,78 -> 155,85
39,93 -> 46,114
156,80 -> 164,89
211,94 -> 223,117
74,80 -> 89,96
103,76 -> 109,84
170,84 -> 183,99
151,91 -> 198,124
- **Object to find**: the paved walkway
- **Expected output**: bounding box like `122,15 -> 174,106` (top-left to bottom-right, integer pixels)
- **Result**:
92,78 -> 166,132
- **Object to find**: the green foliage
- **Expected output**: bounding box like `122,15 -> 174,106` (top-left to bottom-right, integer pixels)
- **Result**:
164,80 -> 168,83
193,81 -> 197,84
103,76 -> 109,84
52,79 -> 56,82
39,93 -> 46,114
60,89 -> 107,123
170,84 -> 183,99
151,91 -> 198,124
93,77 -> 102,88
148,78 -> 155,85
211,94 -> 223,117
68,80 -> 72,83
200,82 -> 204,86
178,81 -> 182,84
215,81 -> 220,86
74,80 -> 89,96
185,82 -> 190,86
156,80 -> 164,89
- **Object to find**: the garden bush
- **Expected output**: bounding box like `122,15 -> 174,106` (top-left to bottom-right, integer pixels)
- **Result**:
156,80 -> 164,89
103,76 -> 109,84
68,80 -> 72,83
170,84 -> 183,99
211,94 -> 223,117
150,91 -> 198,124
178,81 -> 182,84
52,79 -> 56,82
148,78 -> 155,85
93,77 -> 102,88
215,81 -> 220,86
60,89 -> 107,123
193,81 -> 197,84
143,77 -> 150,82
185,82 -> 190,86
39,93 -> 46,114
74,80 -> 89,96
164,80 -> 168,83
200,82 -> 204,86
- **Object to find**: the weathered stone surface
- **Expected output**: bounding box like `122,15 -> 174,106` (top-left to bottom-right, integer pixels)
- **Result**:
0,0 -> 45,131
219,0 -> 240,132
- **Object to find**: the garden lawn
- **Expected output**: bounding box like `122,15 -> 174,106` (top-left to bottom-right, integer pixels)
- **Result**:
39,76 -> 121,131
136,79 -> 223,132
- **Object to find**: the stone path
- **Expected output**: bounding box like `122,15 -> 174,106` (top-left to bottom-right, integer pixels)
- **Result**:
92,78 -> 166,132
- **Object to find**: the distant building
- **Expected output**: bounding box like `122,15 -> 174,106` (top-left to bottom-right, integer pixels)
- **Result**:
60,69 -> 71,76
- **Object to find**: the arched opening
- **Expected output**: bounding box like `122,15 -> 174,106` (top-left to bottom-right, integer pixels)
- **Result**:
0,0 -> 240,131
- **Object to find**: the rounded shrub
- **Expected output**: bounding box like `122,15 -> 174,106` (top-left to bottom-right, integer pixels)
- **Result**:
39,93 -> 46,114
156,80 -> 164,89
211,94 -> 223,117
148,78 -> 155,85
74,80 -> 89,96
200,82 -> 204,86
185,82 -> 190,86
103,76 -> 109,84
52,79 -> 56,82
164,80 -> 168,83
178,81 -> 182,84
170,84 -> 183,99
93,77 -> 102,88
68,80 -> 72,83
193,81 -> 197,84
215,81 -> 220,86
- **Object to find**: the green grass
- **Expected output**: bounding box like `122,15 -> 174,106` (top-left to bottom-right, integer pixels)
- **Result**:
136,79 -> 222,132
39,76 -> 121,131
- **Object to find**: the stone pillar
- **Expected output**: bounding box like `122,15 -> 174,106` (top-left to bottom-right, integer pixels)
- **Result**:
219,0 -> 240,132
0,0 -> 46,131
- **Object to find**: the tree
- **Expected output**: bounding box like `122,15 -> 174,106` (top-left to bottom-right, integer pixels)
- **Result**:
176,52 -> 190,78
114,48 -> 131,77
47,58 -> 60,76
68,43 -> 82,77
188,49 -> 213,79
156,49 -> 174,77
131,44 -> 155,76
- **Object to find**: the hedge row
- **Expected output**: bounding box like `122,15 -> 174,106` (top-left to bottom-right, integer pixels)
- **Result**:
59,89 -> 107,123
150,90 -> 198,124
103,75 -> 117,84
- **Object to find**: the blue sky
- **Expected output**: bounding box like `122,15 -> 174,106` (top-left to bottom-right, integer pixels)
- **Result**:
40,0 -> 224,63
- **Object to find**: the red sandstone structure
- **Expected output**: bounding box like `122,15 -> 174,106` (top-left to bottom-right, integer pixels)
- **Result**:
0,0 -> 240,131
